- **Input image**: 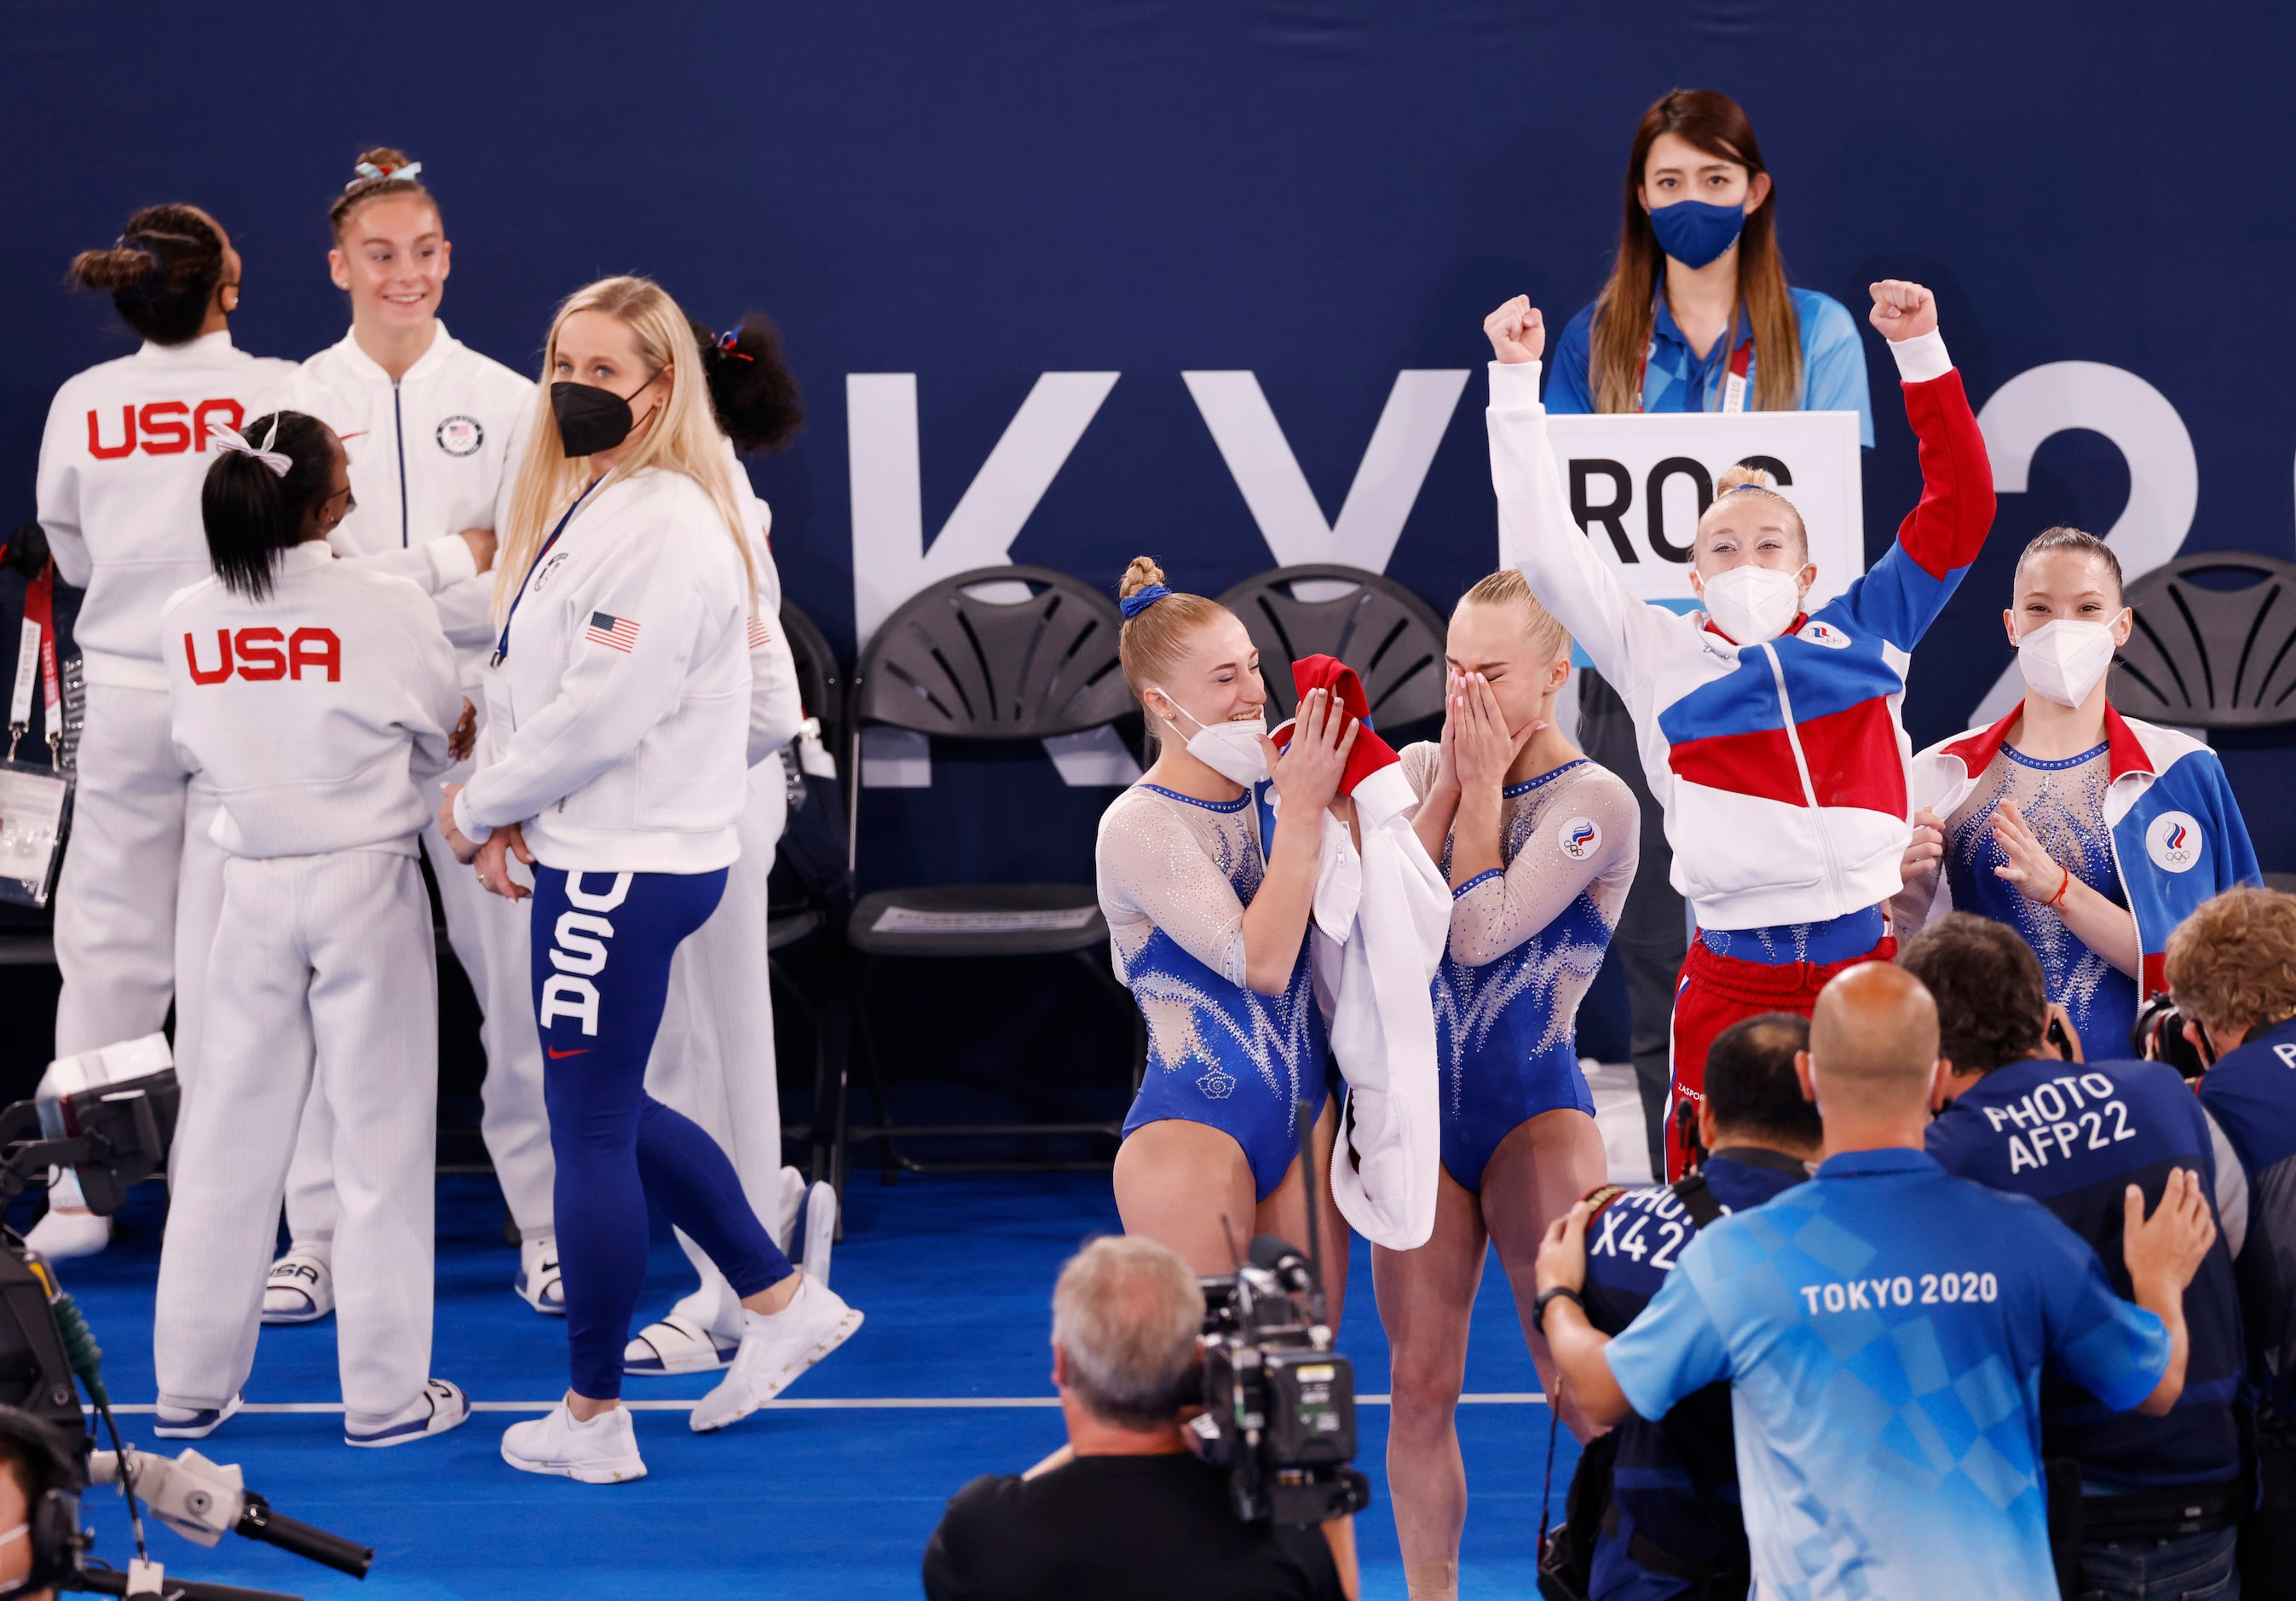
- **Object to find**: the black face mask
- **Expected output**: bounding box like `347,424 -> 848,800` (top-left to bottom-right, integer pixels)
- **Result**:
551,374 -> 655,458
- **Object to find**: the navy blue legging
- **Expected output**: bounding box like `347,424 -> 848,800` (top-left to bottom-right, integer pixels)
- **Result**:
530,864 -> 793,1399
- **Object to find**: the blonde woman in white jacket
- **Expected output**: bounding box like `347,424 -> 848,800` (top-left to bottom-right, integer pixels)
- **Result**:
32,204 -> 295,1258
439,277 -> 857,1483
253,148 -> 564,1325
626,315 -> 839,1378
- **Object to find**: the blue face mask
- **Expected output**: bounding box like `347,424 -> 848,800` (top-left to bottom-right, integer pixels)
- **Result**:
1647,198 -> 1747,269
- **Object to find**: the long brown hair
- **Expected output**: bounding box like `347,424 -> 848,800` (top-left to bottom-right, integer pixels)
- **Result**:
1589,90 -> 1802,415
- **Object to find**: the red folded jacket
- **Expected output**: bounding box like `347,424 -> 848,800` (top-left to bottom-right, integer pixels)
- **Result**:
1269,654 -> 1400,795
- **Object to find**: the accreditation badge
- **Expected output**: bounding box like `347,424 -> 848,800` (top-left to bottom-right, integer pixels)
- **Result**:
0,758 -> 70,909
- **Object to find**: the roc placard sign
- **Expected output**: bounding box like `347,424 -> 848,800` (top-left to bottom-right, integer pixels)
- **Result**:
1528,411 -> 1866,610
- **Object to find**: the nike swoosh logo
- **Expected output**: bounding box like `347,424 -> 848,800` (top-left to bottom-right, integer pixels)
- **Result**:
337,431 -> 368,442
546,1047 -> 591,1059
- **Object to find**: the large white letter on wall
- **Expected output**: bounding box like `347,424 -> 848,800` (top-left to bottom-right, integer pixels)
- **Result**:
848,371 -> 1119,647
1967,363 -> 2196,724
1185,369 -> 1468,572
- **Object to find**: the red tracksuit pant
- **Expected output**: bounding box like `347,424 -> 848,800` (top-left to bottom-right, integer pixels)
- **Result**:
1665,933 -> 1897,1180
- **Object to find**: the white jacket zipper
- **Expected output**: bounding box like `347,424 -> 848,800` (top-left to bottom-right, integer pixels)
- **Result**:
1760,641 -> 1845,912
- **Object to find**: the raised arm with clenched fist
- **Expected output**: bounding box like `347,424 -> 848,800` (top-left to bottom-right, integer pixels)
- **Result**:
1866,279 -> 1937,343
1482,296 -> 1546,365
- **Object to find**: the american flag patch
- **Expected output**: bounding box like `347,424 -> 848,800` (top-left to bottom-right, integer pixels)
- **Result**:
586,612 -> 640,652
747,616 -> 774,650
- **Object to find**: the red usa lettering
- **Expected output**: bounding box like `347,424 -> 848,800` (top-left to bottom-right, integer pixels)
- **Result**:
85,399 -> 246,459
182,627 -> 343,684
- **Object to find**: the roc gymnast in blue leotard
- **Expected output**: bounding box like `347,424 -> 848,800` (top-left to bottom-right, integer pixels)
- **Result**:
1097,556 -> 1360,1322
1376,569 -> 1638,1592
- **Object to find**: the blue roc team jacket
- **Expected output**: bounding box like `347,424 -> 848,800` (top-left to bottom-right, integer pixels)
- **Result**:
1927,1055 -> 2245,1493
1912,707 -> 2260,1006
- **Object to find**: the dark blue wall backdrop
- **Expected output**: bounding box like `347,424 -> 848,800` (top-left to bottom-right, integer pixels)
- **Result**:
7,2 -> 2294,904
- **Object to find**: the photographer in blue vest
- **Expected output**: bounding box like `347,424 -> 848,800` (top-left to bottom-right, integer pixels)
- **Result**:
1541,88 -> 1873,1179
1910,913 -> 2246,1601
1547,1010 -> 1819,1600
2166,886 -> 2296,1595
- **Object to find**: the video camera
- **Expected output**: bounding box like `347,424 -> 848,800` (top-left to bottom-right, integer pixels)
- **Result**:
0,1036 -> 373,1600
1185,1101 -> 1371,1528
1191,1234 -> 1371,1527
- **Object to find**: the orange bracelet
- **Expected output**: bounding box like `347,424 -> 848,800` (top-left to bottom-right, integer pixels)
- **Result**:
2046,864 -> 2072,908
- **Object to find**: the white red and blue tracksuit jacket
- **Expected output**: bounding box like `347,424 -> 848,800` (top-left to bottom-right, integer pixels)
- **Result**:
1910,706 -> 2261,997
1486,330 -> 1996,933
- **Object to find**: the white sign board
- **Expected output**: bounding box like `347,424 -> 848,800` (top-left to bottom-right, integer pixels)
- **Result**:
1530,411 -> 1866,608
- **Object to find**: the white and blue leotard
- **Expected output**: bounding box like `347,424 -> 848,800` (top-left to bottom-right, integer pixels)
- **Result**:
1400,745 -> 1639,1191
1097,782 -> 1327,1200
1940,739 -> 2135,1052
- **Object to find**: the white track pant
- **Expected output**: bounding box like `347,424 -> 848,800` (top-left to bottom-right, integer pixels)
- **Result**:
283,758 -> 555,1245
50,682 -> 225,1101
645,762 -> 787,1325
154,850 -> 437,1419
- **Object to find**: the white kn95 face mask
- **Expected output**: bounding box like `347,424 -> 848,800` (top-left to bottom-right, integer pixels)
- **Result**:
1699,564 -> 1803,644
2016,617 -> 2120,708
1155,691 -> 1270,787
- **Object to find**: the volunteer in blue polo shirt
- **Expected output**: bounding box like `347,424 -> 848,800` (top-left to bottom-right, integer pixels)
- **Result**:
1532,961 -> 2218,1600
1543,88 -> 1873,1179
1908,913 -> 2246,1601
1555,1011 -> 1820,1601
2166,886 -> 2296,1595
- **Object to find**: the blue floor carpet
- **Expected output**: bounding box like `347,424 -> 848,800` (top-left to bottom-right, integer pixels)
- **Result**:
27,1170 -> 1578,1598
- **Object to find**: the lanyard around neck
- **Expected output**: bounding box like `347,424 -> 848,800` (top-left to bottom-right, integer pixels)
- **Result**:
9,558 -> 60,766
493,481 -> 601,667
1635,303 -> 1752,415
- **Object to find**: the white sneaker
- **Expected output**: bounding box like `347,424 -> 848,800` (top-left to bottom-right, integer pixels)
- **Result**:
689,1276 -> 862,1433
624,1312 -> 740,1376
153,1392 -> 242,1441
799,1181 -> 838,1288
345,1378 -> 470,1448
25,1206 -> 109,1261
773,1166 -> 807,1257
500,1402 -> 647,1484
261,1247 -> 332,1325
516,1234 -> 564,1316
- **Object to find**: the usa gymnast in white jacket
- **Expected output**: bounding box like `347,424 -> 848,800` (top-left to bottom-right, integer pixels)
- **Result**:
626,314 -> 835,1380
153,409 -> 470,1448
31,204 -> 295,1257
254,147 -> 564,1325
438,275 -> 857,1484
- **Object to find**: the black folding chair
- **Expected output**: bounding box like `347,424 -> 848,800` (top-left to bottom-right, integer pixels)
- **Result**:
836,565 -> 1143,1188
1213,563 -> 1448,734
764,599 -> 853,1191
2113,552 -> 2296,729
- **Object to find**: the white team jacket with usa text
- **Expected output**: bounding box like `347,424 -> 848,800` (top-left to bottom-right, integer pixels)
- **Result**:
162,543 -> 462,858
455,467 -> 754,874
37,332 -> 298,690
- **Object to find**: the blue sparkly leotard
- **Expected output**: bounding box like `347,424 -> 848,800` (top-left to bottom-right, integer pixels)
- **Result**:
1941,738 -> 2136,1055
1097,782 -> 1327,1200
1400,745 -> 1639,1191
